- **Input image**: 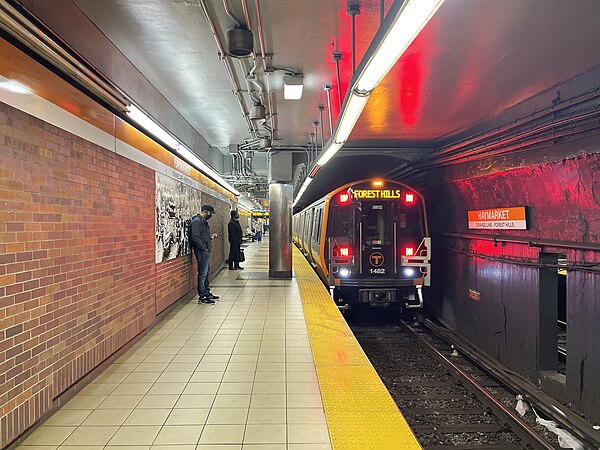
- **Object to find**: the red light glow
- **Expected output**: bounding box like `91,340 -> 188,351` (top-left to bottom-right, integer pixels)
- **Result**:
405,193 -> 415,203
339,193 -> 350,204
339,246 -> 351,257
404,247 -> 415,257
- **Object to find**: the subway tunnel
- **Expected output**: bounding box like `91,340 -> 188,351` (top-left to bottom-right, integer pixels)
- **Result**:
0,0 -> 599,448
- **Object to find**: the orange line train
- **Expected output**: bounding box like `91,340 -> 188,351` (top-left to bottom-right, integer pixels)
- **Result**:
293,179 -> 431,311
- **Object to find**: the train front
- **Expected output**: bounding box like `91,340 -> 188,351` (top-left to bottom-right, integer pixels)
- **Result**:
326,179 -> 431,310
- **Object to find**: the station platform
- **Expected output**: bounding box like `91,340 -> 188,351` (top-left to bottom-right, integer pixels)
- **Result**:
17,240 -> 420,450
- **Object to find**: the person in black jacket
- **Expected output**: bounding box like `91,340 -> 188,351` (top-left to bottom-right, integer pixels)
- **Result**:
190,205 -> 220,304
227,210 -> 244,270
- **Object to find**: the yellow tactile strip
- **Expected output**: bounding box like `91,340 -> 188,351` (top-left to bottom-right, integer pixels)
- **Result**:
293,247 -> 422,450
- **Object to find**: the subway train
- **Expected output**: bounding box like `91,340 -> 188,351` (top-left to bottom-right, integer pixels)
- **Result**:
293,179 -> 431,310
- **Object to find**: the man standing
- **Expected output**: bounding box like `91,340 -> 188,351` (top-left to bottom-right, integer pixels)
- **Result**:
190,205 -> 220,304
227,210 -> 244,270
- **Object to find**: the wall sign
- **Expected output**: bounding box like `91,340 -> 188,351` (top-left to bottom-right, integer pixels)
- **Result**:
468,207 -> 527,230
468,289 -> 481,302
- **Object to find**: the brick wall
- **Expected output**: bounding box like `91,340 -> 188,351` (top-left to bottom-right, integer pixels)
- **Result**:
0,102 -> 231,446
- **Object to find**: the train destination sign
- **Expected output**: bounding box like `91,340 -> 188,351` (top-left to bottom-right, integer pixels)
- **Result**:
352,189 -> 401,200
468,207 -> 527,230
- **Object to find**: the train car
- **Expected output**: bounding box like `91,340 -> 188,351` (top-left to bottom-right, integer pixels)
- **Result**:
293,179 -> 431,310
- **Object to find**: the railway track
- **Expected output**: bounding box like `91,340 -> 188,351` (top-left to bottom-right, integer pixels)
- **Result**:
349,315 -> 573,450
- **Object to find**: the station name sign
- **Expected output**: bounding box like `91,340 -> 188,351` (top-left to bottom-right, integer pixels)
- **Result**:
352,189 -> 401,200
468,207 -> 527,230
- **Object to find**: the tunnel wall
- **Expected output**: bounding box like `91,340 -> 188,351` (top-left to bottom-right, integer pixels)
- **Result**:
427,150 -> 600,421
0,101 -> 231,446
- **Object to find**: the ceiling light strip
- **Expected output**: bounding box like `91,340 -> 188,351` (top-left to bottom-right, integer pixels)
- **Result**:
126,104 -> 239,196
292,0 -> 445,208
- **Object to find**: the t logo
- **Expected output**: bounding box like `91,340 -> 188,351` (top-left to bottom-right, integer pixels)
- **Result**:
370,252 -> 384,267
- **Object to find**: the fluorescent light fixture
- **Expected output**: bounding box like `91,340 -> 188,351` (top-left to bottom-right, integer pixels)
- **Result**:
177,145 -> 240,196
283,76 -> 303,100
0,80 -> 31,94
237,204 -> 252,213
316,141 -> 343,166
126,104 -> 180,150
334,93 -> 369,144
292,177 -> 313,207
126,103 -> 239,196
293,0 -> 445,209
356,0 -> 445,93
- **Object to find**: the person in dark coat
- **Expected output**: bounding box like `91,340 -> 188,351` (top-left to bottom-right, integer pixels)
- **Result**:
227,210 -> 244,270
190,205 -> 220,304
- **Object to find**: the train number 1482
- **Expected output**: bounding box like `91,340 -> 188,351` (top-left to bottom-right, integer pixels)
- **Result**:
369,268 -> 386,274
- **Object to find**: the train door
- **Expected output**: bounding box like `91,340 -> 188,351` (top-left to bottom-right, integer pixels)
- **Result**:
360,201 -> 394,277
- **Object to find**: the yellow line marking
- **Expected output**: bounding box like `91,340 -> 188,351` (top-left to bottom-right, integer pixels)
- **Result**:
293,247 -> 422,449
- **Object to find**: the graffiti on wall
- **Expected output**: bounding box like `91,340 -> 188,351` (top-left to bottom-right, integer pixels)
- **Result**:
155,172 -> 202,263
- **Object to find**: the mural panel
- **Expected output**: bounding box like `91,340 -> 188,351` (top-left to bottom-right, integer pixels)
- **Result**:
155,172 -> 202,262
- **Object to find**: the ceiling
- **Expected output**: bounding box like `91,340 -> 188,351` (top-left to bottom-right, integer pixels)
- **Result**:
43,0 -> 600,200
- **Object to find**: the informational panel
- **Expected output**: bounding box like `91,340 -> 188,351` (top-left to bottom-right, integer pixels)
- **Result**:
155,172 -> 202,262
468,207 -> 527,230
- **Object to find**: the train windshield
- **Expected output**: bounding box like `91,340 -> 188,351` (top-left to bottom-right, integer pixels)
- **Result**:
329,204 -> 354,238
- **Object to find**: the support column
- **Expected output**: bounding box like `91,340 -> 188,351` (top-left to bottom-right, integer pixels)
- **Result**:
268,152 -> 293,278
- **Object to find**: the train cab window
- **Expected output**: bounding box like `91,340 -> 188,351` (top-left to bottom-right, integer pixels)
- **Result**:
363,204 -> 390,243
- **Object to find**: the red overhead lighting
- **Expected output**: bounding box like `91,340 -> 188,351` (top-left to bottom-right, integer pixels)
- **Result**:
404,192 -> 415,203
404,246 -> 415,257
339,193 -> 350,204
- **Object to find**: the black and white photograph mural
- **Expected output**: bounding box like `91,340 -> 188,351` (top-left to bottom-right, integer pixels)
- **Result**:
155,172 -> 202,263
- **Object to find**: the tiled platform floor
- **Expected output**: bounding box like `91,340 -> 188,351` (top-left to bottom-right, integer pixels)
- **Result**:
18,237 -> 332,450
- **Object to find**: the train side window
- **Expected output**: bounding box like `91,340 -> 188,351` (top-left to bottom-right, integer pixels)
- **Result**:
305,210 -> 313,245
313,208 -> 323,244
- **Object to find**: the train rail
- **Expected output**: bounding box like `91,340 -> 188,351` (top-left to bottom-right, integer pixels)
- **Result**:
348,314 -> 599,449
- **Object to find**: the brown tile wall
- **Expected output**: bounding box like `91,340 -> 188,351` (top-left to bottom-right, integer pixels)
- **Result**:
0,102 -> 231,447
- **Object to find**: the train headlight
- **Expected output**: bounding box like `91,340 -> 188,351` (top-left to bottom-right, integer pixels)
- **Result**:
339,268 -> 350,278
403,267 -> 416,277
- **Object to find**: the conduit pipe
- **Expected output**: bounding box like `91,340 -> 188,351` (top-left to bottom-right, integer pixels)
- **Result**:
223,0 -> 242,27
198,0 -> 255,138
254,0 -> 276,139
0,1 -> 128,111
388,102 -> 600,179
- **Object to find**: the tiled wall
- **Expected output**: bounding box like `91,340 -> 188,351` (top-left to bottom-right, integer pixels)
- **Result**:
0,102 -> 231,447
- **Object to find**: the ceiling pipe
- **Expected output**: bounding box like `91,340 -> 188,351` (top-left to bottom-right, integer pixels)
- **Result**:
347,2 -> 361,74
253,0 -> 276,140
332,50 -> 343,108
0,1 -> 128,112
223,0 -> 242,27
198,0 -> 255,138
318,106 -> 325,149
238,59 -> 261,108
324,84 -> 333,136
313,121 -> 320,151
239,0 -> 268,110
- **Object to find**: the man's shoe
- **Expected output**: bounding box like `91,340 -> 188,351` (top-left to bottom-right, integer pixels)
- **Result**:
234,266 -> 244,270
198,296 -> 215,304
228,266 -> 237,270
206,293 -> 220,300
